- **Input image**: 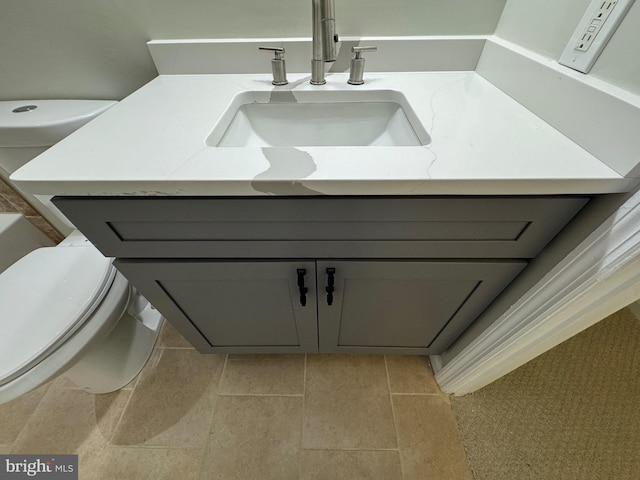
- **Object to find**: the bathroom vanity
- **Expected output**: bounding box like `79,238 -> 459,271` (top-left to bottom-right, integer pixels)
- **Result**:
12,61 -> 636,356
53,195 -> 588,354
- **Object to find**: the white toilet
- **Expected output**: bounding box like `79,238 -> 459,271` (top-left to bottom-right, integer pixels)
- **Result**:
0,100 -> 163,404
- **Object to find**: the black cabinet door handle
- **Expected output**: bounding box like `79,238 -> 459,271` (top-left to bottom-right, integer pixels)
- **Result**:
297,269 -> 308,306
326,267 -> 335,306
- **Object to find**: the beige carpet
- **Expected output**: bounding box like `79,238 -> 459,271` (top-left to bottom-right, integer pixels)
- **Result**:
451,307 -> 640,480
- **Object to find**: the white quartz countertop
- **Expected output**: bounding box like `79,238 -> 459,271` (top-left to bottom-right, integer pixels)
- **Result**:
11,72 -> 633,196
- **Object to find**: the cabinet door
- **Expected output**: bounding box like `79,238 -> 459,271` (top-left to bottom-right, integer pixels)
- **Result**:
317,260 -> 525,355
115,260 -> 318,353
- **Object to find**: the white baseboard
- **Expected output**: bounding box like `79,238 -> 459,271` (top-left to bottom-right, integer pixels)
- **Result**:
429,355 -> 443,374
628,301 -> 640,321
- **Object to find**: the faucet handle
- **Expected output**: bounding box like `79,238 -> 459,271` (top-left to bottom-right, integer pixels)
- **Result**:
259,46 -> 285,59
259,47 -> 288,86
351,46 -> 377,57
348,46 -> 377,85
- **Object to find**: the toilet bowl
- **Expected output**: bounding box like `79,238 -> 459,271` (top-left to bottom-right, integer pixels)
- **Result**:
0,233 -> 163,404
0,100 -> 163,404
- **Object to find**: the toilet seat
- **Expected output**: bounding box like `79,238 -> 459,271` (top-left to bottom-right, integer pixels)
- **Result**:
0,245 -> 116,386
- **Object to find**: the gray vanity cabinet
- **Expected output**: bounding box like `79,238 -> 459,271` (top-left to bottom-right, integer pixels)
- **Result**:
52,195 -> 589,355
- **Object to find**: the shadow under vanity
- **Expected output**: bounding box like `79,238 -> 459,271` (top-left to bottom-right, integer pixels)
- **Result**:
53,195 -> 588,355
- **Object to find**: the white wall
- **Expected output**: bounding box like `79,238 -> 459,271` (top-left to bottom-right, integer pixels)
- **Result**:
0,0 -> 506,101
496,0 -> 640,95
3,0 -> 637,100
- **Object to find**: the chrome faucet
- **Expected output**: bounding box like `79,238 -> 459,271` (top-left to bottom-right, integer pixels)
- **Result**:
311,0 -> 338,85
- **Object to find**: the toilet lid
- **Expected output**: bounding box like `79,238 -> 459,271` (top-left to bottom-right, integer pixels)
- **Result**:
0,245 -> 116,385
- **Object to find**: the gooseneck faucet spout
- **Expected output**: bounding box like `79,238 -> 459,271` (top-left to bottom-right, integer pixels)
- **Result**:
311,0 -> 338,85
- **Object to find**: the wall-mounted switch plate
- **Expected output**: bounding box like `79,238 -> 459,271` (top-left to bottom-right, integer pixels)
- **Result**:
559,0 -> 635,73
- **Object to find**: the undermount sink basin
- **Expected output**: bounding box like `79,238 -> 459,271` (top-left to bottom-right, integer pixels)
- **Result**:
208,90 -> 430,147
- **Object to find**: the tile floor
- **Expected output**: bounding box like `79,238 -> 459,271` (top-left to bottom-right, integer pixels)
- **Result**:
1,321 -> 472,480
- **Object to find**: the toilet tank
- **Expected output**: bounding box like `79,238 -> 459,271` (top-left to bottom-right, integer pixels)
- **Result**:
0,100 -> 116,177
0,100 -> 117,236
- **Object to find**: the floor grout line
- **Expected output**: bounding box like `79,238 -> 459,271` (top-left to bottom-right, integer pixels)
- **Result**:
104,444 -> 206,451
300,353 -> 308,454
106,387 -> 135,447
300,447 -> 401,452
209,352 -> 229,419
216,393 -> 305,397
195,353 -> 229,479
385,355 -> 406,480
390,392 -> 442,396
